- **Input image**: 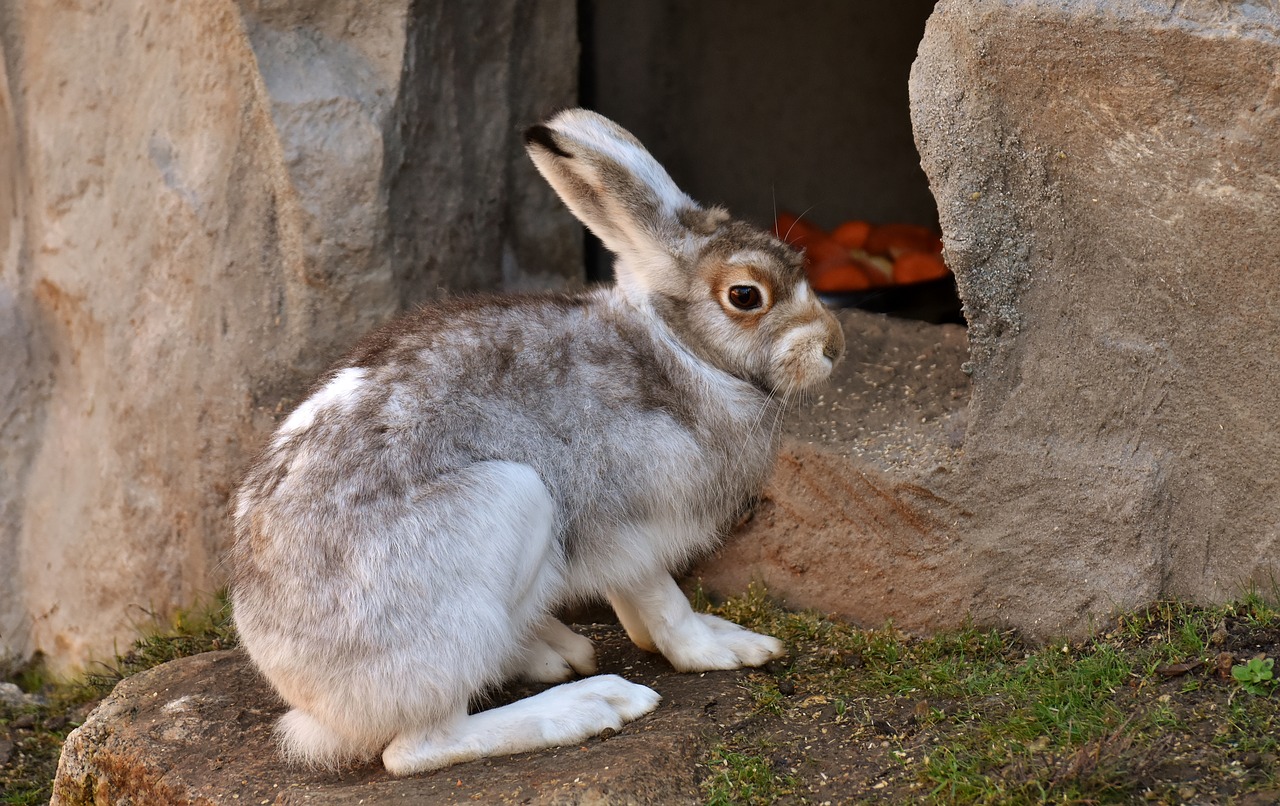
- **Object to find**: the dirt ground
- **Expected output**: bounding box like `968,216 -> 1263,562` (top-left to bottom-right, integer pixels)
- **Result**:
689,595 -> 1280,805
6,593 -> 1279,805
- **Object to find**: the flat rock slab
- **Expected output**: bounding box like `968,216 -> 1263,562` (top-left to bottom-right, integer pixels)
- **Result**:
52,626 -> 758,805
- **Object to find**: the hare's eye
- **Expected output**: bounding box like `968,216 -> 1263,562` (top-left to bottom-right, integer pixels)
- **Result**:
727,285 -> 763,311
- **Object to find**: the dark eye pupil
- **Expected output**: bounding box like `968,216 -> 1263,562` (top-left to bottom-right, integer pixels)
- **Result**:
728,285 -> 762,310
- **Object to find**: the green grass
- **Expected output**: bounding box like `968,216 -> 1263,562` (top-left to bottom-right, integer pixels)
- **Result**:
1,593 -> 236,805
6,585 -> 1279,804
703,744 -> 798,805
698,583 -> 1279,804
94,594 -> 237,684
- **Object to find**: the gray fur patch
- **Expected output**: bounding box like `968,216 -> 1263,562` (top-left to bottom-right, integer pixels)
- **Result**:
234,291 -> 781,589
677,206 -> 730,236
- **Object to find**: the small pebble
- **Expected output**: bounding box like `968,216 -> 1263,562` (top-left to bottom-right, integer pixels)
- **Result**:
1215,652 -> 1235,678
0,682 -> 27,708
11,713 -> 36,730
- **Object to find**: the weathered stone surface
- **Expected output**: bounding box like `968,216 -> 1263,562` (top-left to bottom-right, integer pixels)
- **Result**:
0,1 -> 579,672
701,0 -> 1280,639
916,0 -> 1280,629
8,0 -> 1278,675
52,628 -> 733,805
386,1 -> 583,300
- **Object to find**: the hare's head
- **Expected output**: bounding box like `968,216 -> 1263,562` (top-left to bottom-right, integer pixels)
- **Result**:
525,109 -> 843,395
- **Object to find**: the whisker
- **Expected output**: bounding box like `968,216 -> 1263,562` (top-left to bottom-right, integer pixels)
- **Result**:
736,381 -> 783,470
782,205 -> 817,243
764,380 -> 795,447
771,184 -> 778,236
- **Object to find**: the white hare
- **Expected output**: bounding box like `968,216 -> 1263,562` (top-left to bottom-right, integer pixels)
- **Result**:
230,109 -> 845,775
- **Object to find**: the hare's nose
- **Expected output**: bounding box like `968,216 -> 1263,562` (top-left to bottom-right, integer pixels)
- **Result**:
822,339 -> 844,362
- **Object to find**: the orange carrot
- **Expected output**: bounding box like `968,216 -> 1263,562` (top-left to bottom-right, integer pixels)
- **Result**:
809,262 -> 876,293
774,212 -> 827,249
852,251 -> 894,284
831,220 -> 872,251
865,223 -> 943,259
803,236 -> 850,269
891,252 -> 950,284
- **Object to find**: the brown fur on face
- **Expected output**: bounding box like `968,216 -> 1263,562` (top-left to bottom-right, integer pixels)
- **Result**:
633,217 -> 841,393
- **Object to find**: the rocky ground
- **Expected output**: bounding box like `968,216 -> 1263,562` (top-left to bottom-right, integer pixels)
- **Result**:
5,588 -> 1278,804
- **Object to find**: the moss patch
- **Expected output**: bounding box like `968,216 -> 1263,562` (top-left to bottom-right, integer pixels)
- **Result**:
696,585 -> 1279,804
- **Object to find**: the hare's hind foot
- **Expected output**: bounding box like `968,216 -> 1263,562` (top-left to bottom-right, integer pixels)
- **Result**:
381,674 -> 659,775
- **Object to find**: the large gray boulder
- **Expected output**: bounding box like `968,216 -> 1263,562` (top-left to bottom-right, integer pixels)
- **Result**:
700,0 -> 1280,637
0,1 -> 579,672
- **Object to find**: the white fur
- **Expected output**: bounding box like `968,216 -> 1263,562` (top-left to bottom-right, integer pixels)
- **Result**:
381,675 -> 660,775
517,618 -> 598,683
641,298 -> 764,409
609,572 -> 783,672
772,315 -> 840,383
242,460 -> 563,769
546,109 -> 690,221
725,249 -> 776,267
278,708 -> 357,767
526,111 -> 696,305
276,367 -> 367,441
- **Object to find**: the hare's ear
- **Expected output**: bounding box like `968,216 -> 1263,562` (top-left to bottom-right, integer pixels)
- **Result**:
524,109 -> 726,294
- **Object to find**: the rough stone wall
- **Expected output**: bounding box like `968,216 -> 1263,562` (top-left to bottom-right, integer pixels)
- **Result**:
701,0 -> 1280,638
0,0 -> 579,672
915,0 -> 1280,624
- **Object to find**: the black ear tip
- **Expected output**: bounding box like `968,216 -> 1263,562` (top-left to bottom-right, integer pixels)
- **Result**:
523,125 -> 573,159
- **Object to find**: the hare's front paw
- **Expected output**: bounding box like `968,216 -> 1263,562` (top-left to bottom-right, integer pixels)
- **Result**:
520,619 -> 597,683
664,613 -> 784,673
609,574 -> 785,673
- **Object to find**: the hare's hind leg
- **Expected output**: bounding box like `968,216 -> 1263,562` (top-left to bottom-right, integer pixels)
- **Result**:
381,674 -> 659,775
252,460 -> 570,769
608,572 -> 784,672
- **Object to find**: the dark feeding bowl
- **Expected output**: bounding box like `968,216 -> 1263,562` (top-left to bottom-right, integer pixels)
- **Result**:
818,276 -> 964,325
